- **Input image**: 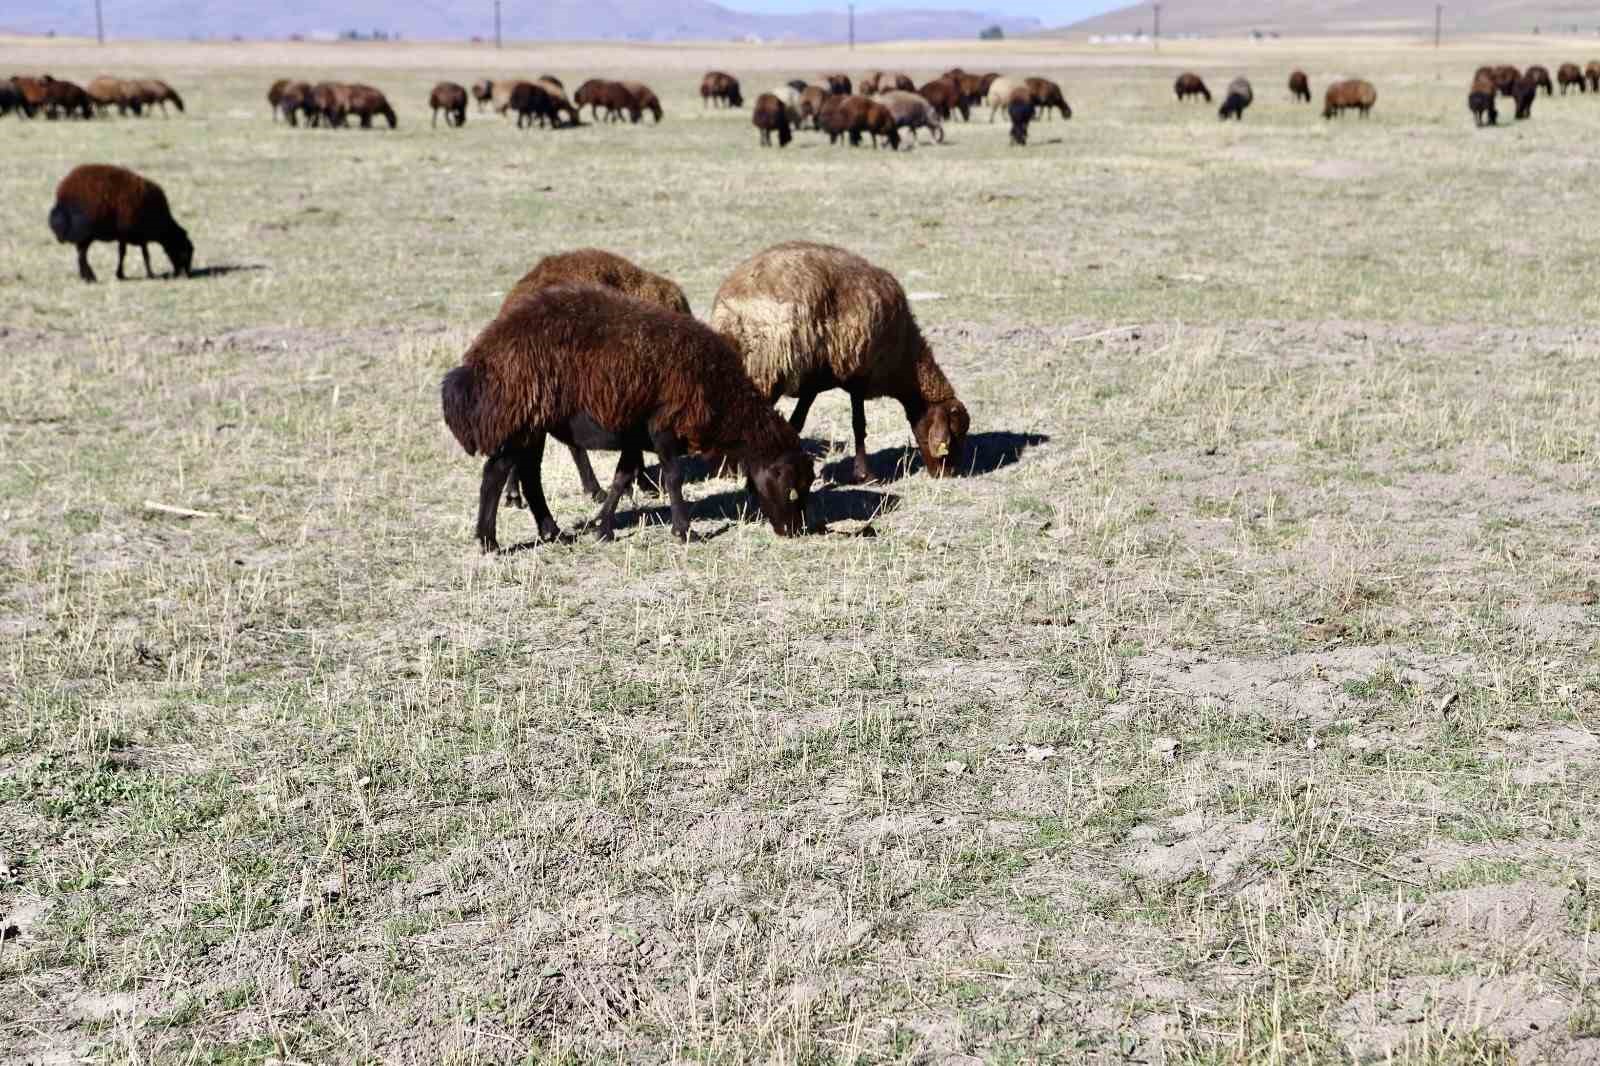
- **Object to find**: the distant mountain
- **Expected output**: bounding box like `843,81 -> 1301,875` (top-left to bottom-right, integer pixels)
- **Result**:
4,0 -> 1041,43
1063,0 -> 1600,37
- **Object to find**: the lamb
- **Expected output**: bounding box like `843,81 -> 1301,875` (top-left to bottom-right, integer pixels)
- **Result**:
1511,73 -> 1537,120
752,92 -> 793,147
1024,77 -> 1071,120
1007,86 -> 1035,146
710,241 -> 970,482
618,80 -> 662,122
1558,63 -> 1586,94
471,79 -> 494,110
700,71 -> 742,108
1469,78 -> 1498,126
497,249 -> 693,504
918,77 -> 968,121
44,79 -> 94,119
1525,64 -> 1553,96
1218,76 -> 1252,120
798,85 -> 831,127
1288,69 -> 1311,102
575,79 -> 638,123
1588,61 -> 1600,92
429,81 -> 468,127
1174,72 -> 1211,102
49,164 -> 193,283
1323,79 -> 1376,119
441,286 -> 815,550
879,90 -> 943,145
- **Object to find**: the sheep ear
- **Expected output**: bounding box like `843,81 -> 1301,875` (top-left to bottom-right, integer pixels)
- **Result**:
788,489 -> 799,501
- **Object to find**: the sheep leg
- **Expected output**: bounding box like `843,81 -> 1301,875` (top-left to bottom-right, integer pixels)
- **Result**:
593,447 -> 644,542
475,454 -> 517,553
787,386 -> 819,435
650,430 -> 692,541
115,242 -> 128,280
514,439 -> 562,542
850,393 -> 872,482
141,244 -> 154,278
76,244 -> 96,283
566,443 -> 605,502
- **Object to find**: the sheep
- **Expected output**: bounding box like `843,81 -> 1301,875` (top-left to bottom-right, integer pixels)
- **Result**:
49,164 -> 193,283
818,93 -> 852,143
859,71 -> 883,95
1323,79 -> 1376,119
1007,86 -> 1035,146
941,68 -> 983,113
700,71 -> 742,108
985,76 -> 1020,120
1558,62 -> 1586,94
538,74 -> 565,91
1511,73 -> 1538,120
535,78 -> 579,126
129,78 -> 183,115
1289,70 -> 1311,102
798,84 -> 831,128
977,72 -> 1003,97
43,79 -> 94,119
497,249 -> 693,504
278,81 -> 314,126
0,81 -> 21,117
1218,76 -> 1252,120
918,77 -> 968,121
268,77 -> 289,119
507,81 -> 557,128
88,76 -> 141,116
767,85 -> 803,123
880,73 -> 914,93
1174,72 -> 1211,102
429,81 -> 468,127
1588,61 -> 1600,92
618,80 -> 662,122
471,79 -> 494,110
710,242 -> 970,483
879,90 -> 943,145
1469,77 -> 1498,126
575,79 -> 638,123
861,98 -> 900,149
752,92 -> 793,147
820,72 -> 852,95
820,95 -> 898,149
441,286 -> 815,550
1525,64 -> 1553,96
338,84 -> 397,128
1024,77 -> 1071,120
310,82 -> 341,126
11,75 -> 49,117
1492,65 -> 1520,97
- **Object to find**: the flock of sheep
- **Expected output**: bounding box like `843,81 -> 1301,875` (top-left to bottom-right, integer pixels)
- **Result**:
2,74 -> 183,118
1467,61 -> 1600,125
1172,70 -> 1375,119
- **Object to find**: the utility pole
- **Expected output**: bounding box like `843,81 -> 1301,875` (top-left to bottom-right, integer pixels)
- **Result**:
95,0 -> 104,44
1153,2 -> 1160,51
849,2 -> 855,50
494,0 -> 502,48
1434,3 -> 1442,48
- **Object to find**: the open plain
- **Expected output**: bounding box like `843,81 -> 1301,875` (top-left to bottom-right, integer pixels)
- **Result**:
2,32 -> 1599,1064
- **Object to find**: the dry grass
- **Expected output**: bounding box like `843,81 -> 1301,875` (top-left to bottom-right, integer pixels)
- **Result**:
1,33 -> 1598,1065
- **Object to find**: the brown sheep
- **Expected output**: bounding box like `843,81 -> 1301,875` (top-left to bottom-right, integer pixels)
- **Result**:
339,84 -> 396,128
129,79 -> 183,115
1007,86 -> 1034,146
441,286 -> 815,549
268,77 -> 289,119
618,80 -> 662,122
1588,61 -> 1600,92
278,81 -> 314,126
820,72 -> 852,95
1174,72 -> 1210,102
879,90 -> 943,145
1492,65 -> 1520,97
49,164 -> 192,283
44,79 -> 94,119
310,82 -> 341,126
1289,70 -> 1311,102
711,242 -> 969,483
1511,73 -> 1538,119
977,72 -> 1002,96
917,77 -> 967,121
752,92 -> 793,147
498,249 -> 693,504
508,81 -> 557,128
700,71 -> 742,108
88,76 -> 141,116
1558,62 -> 1585,94
818,93 -> 852,143
1323,79 -> 1376,119
11,75 -> 50,116
880,72 -> 914,92
1024,77 -> 1071,120
1525,64 -> 1553,96
858,71 -> 883,95
1469,77 -> 1498,126
535,78 -> 579,126
429,81 -> 468,127
861,98 -> 900,149
798,85 -> 831,127
471,79 -> 494,109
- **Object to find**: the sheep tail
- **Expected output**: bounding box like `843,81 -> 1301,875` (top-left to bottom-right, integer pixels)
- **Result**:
440,366 -> 483,455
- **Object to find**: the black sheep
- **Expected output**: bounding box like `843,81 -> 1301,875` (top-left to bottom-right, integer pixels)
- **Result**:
49,164 -> 193,282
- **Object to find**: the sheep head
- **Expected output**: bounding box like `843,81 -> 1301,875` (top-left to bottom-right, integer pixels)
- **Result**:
748,448 -> 815,535
914,399 -> 969,477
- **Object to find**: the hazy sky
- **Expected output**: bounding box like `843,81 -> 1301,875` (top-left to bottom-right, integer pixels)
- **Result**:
726,0 -> 1124,16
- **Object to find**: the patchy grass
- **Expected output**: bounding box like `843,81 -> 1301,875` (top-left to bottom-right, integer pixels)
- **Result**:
1,32 -> 1598,1065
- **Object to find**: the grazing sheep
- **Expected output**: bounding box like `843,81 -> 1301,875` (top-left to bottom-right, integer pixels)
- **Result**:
88,76 -> 141,116
1492,65 -> 1520,97
859,71 -> 883,95
471,79 -> 493,110
1024,76 -> 1071,120
918,77 -> 968,121
942,67 -> 983,111
43,79 -> 94,119
861,98 -> 900,149
818,93 -> 852,143
821,95 -> 899,149
1323,79 -> 1377,119
1469,78 -> 1498,126
820,72 -> 852,96
700,71 -> 743,108
533,78 -> 578,126
278,81 -> 314,126
0,81 -> 22,117
1558,63 -> 1585,94
1007,86 -> 1035,145
507,81 -> 555,128
339,84 -> 396,128
1588,61 -> 1600,92
498,249 -> 693,504
798,85 -> 831,127
1525,64 -> 1553,96
130,78 -> 183,115
575,79 -> 633,123
879,90 -> 943,145
1511,73 -> 1538,119
309,82 -> 341,126
710,242 -> 970,482
752,92 -> 793,147
267,78 -> 288,119
49,163 -> 193,283
11,75 -> 49,117
618,80 -> 662,122
985,76 -> 1020,120
429,81 -> 468,127
441,286 -> 815,549
1174,72 -> 1211,102
1288,69 -> 1311,102
1218,76 -> 1252,120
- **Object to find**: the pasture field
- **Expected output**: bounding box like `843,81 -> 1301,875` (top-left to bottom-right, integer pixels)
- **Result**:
2,32 -> 1599,1065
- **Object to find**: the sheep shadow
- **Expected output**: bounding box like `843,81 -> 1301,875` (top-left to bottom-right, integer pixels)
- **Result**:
827,430 -> 1049,483
567,484 -> 898,541
188,264 -> 267,280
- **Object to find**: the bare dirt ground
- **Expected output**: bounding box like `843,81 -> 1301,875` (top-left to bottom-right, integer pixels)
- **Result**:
1,33 -> 1598,1065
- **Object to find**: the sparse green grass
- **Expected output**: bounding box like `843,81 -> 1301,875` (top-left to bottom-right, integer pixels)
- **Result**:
1,31 -> 1598,1065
